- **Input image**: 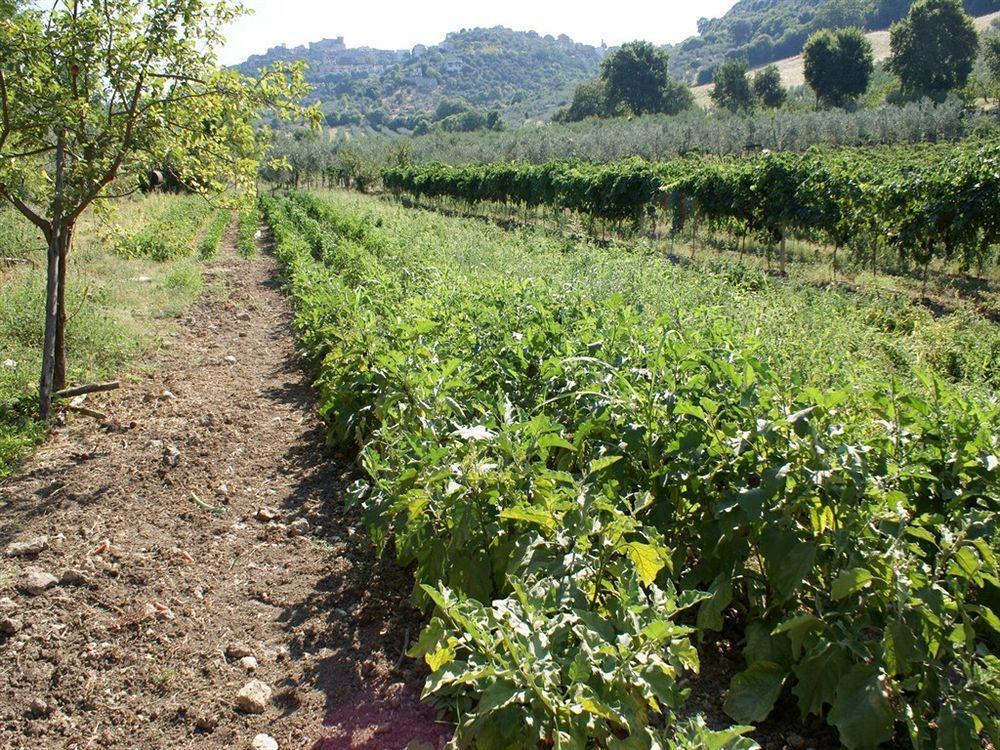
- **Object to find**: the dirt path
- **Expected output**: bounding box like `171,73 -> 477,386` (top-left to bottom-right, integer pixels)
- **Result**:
0,238 -> 450,749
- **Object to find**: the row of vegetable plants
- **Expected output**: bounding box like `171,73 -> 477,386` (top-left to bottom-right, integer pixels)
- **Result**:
381,139 -> 1000,276
197,209 -> 233,259
114,195 -> 217,261
264,190 -> 999,750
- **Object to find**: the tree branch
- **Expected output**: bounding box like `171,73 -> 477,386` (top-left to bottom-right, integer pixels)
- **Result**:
0,71 -> 9,152
0,182 -> 51,237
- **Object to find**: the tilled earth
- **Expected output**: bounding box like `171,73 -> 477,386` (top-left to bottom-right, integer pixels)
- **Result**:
0,238 -> 451,750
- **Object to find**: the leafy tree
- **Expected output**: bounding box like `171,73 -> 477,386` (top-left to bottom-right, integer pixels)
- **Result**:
555,78 -> 612,122
985,33 -> 1000,96
600,41 -> 692,116
888,0 -> 979,99
753,65 -> 788,108
0,0 -> 315,418
803,28 -> 874,107
711,59 -> 755,112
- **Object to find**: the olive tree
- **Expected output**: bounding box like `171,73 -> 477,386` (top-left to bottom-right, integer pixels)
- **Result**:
0,0 -> 315,419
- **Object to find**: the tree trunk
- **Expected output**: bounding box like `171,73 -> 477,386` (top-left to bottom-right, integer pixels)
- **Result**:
39,132 -> 66,421
779,233 -> 787,276
53,225 -> 73,392
39,229 -> 61,422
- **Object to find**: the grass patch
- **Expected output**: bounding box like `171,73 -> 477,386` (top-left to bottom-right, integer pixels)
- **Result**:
0,195 -> 211,478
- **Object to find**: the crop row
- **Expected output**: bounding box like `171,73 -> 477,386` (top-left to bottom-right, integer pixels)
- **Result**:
115,196 -> 216,261
382,140 -> 1000,273
263,191 -> 999,750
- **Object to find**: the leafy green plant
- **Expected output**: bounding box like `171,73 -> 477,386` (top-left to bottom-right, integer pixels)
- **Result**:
263,190 -> 1000,750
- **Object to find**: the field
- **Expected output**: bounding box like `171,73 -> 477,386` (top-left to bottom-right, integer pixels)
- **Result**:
0,195 -> 225,476
263,188 -> 999,749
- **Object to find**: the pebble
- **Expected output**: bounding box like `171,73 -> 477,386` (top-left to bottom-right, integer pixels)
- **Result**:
5,536 -> 49,557
0,616 -> 22,635
235,679 -> 271,714
164,444 -> 181,467
226,643 -> 253,659
240,656 -> 258,671
255,506 -> 280,522
29,698 -> 50,717
224,356 -> 237,365
237,311 -> 252,321
252,734 -> 278,750
60,568 -> 89,586
288,518 -> 310,536
18,568 -> 59,596
0,596 -> 16,610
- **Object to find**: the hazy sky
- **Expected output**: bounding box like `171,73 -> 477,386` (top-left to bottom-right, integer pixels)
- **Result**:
220,0 -> 738,64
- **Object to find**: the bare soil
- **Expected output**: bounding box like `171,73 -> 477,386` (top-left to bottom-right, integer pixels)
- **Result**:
0,237 -> 451,750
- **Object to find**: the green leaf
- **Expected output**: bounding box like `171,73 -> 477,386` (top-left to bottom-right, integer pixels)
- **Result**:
831,568 -> 874,600
769,542 -> 817,599
588,455 -> 623,474
500,505 -> 557,533
426,642 -> 456,672
723,661 -> 787,723
697,578 -> 733,632
772,613 -> 824,659
828,665 -> 895,750
936,703 -> 982,750
625,541 -> 668,586
537,433 -> 576,452
792,643 -> 850,718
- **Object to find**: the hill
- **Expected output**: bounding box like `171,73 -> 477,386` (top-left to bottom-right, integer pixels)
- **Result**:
690,9 -> 1000,104
235,27 -> 605,128
671,0 -> 1000,85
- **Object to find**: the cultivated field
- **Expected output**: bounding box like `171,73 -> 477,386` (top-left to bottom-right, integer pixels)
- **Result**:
263,188 -> 1000,749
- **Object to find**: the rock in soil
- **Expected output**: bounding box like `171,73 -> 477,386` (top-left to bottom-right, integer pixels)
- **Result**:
226,643 -> 253,660
240,656 -> 258,671
5,536 -> 49,557
18,567 -> 59,596
0,616 -> 23,634
252,734 -> 278,750
60,568 -> 89,585
255,506 -> 280,522
235,679 -> 271,714
288,518 -> 310,536
29,698 -> 51,717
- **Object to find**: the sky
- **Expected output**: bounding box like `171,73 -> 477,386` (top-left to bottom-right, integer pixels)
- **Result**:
219,0 -> 738,64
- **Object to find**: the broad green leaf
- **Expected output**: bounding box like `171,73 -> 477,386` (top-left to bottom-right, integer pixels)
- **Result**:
792,643 -> 850,718
772,613 -> 824,659
537,433 -> 576,452
426,643 -> 456,672
588,455 -> 623,474
831,568 -> 874,600
500,505 -> 557,533
828,665 -> 895,750
697,579 -> 733,632
625,541 -> 668,586
723,661 -> 787,723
